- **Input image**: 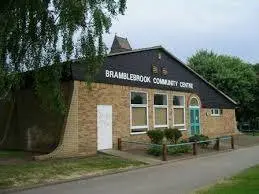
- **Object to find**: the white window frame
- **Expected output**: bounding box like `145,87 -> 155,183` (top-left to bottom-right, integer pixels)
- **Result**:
153,93 -> 169,128
173,95 -> 186,131
130,91 -> 149,135
211,108 -> 221,116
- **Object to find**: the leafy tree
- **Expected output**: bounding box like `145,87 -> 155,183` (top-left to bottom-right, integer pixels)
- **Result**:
0,0 -> 126,113
188,50 -> 257,121
252,64 -> 259,118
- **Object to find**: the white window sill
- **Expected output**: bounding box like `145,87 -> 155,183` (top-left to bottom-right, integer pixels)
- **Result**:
130,126 -> 148,135
154,125 -> 168,128
173,124 -> 185,127
131,126 -> 148,130
173,124 -> 186,131
130,132 -> 147,135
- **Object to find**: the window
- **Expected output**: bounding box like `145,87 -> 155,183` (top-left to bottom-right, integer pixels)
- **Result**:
173,96 -> 185,106
161,67 -> 168,75
131,92 -> 148,133
154,94 -> 168,128
190,97 -> 199,107
173,96 -> 185,129
211,109 -> 223,116
152,65 -> 159,74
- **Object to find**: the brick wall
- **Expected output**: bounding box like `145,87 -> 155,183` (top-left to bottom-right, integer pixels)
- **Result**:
201,109 -> 236,137
77,82 -> 237,155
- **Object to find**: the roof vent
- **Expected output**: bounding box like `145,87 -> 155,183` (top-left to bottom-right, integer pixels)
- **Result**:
110,35 -> 132,54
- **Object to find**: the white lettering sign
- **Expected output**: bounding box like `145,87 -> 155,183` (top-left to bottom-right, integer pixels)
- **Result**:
105,70 -> 193,89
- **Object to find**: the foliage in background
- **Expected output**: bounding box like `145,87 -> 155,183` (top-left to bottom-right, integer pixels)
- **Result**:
147,129 -> 164,144
164,128 -> 182,144
0,0 -> 126,113
188,50 -> 257,121
252,64 -> 259,119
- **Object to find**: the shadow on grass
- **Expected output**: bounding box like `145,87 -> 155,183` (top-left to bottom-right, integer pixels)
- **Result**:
0,154 -> 145,189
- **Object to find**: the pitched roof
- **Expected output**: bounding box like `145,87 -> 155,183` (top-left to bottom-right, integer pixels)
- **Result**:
107,46 -> 237,105
110,35 -> 132,54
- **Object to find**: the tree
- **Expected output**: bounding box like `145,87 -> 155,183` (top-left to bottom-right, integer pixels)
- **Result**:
0,0 -> 126,113
252,64 -> 259,118
188,50 -> 257,121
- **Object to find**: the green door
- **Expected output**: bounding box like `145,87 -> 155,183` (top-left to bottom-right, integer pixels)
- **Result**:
190,108 -> 200,135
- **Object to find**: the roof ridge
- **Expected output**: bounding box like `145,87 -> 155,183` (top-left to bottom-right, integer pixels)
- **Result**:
108,45 -> 163,56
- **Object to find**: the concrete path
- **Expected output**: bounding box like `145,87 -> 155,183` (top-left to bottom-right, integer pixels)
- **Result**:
14,145 -> 259,194
100,149 -> 162,164
234,134 -> 259,148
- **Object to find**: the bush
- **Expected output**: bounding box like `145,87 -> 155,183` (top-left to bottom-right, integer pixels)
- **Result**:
147,130 -> 164,144
147,143 -> 191,156
147,145 -> 162,156
167,140 -> 191,155
167,145 -> 191,155
164,128 -> 182,144
189,134 -> 210,148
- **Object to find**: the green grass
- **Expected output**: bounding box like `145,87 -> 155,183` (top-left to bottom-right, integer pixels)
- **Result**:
0,154 -> 145,189
0,150 -> 28,159
243,132 -> 259,136
196,165 -> 259,194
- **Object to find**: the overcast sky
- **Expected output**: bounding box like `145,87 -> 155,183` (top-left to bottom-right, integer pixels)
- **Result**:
103,0 -> 258,64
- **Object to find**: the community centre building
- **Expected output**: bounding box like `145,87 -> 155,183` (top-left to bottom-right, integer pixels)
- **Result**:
0,36 -> 237,159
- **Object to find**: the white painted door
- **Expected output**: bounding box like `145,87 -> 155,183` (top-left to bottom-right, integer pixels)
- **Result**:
97,105 -> 113,150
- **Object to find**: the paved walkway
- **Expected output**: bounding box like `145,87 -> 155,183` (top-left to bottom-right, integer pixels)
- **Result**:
13,145 -> 259,194
234,134 -> 259,148
100,149 -> 162,164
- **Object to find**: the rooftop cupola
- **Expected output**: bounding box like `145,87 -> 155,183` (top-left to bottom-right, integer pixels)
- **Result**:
110,35 -> 132,54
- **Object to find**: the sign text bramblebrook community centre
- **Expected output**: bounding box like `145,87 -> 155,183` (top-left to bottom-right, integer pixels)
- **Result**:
105,70 -> 194,89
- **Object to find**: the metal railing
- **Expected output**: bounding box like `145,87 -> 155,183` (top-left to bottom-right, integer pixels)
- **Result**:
118,136 -> 235,161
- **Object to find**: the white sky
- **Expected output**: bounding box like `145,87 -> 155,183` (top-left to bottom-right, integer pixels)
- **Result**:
104,0 -> 259,63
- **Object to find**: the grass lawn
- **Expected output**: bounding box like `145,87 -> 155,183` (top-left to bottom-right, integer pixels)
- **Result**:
196,165 -> 259,194
0,150 -> 29,159
243,132 -> 259,136
0,154 -> 145,189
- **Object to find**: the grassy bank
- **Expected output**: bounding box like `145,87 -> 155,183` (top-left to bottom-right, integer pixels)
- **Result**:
0,154 -> 145,189
0,150 -> 29,159
197,165 -> 259,194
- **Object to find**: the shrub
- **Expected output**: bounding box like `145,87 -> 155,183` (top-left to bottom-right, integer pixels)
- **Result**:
167,145 -> 191,155
147,130 -> 164,144
147,145 -> 162,156
164,128 -> 182,144
179,139 -> 189,143
147,141 -> 191,156
167,140 -> 191,155
189,134 -> 210,148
